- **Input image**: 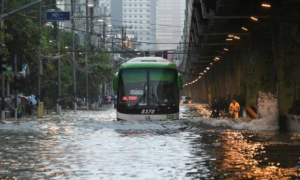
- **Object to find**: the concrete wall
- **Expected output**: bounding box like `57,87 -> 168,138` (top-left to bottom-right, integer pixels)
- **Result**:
182,7 -> 300,117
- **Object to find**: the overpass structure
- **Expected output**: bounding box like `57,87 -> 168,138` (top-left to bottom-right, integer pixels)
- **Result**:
179,0 -> 300,126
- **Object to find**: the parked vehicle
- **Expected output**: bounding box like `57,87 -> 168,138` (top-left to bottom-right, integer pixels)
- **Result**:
180,96 -> 193,104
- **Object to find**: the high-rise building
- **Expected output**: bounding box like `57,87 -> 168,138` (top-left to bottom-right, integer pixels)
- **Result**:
156,0 -> 186,51
56,0 -> 156,51
110,0 -> 123,27
56,0 -> 112,47
122,0 -> 156,51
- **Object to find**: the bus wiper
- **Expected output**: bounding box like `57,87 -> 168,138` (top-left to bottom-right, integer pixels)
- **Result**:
133,91 -> 145,109
150,93 -> 161,106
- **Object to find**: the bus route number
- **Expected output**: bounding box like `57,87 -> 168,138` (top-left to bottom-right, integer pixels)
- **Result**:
141,109 -> 155,114
166,115 -> 174,120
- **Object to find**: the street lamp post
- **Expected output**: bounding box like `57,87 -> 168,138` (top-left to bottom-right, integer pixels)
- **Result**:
71,0 -> 77,112
85,1 -> 94,110
57,21 -> 61,115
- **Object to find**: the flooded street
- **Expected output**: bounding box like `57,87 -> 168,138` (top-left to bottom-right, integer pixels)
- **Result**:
0,104 -> 300,180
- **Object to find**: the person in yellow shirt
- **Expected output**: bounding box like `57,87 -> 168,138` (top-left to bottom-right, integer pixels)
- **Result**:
229,99 -> 240,119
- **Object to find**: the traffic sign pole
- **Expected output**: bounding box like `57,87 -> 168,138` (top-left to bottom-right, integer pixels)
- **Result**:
45,11 -> 70,21
45,11 -> 70,115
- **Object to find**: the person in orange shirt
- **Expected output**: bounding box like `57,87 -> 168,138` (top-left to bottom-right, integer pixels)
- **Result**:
229,99 -> 240,119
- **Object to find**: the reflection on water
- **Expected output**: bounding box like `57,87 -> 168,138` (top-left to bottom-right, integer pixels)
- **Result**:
200,130 -> 300,179
0,107 -> 299,179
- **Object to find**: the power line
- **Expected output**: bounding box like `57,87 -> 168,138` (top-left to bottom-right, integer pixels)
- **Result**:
110,19 -> 183,28
56,24 -> 188,45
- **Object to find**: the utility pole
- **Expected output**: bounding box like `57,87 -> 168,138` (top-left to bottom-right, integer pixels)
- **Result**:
14,54 -> 17,120
1,0 -> 6,120
102,19 -> 106,97
37,0 -> 42,114
71,0 -> 77,112
57,21 -> 61,115
85,0 -> 89,110
122,27 -> 124,50
101,5 -> 107,97
102,22 -> 105,49
112,38 -> 114,59
102,6 -> 107,49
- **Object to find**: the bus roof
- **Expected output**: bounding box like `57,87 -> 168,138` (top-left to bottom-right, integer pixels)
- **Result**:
120,57 -> 177,69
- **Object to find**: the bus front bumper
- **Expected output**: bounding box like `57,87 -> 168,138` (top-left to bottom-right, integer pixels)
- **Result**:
117,112 -> 179,121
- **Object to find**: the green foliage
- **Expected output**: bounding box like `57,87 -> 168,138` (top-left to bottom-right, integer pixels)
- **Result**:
1,1 -> 115,110
2,3 -> 40,95
76,52 -> 113,100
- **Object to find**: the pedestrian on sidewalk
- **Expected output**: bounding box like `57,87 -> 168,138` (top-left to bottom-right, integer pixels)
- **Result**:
229,99 -> 240,119
10,99 -> 22,118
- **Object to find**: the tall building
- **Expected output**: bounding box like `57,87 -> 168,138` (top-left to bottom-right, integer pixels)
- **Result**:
110,0 -> 123,27
156,0 -> 186,50
122,0 -> 156,51
56,0 -> 112,47
56,0 -> 156,51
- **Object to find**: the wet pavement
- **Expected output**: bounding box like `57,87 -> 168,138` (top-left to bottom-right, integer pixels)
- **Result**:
0,103 -> 300,179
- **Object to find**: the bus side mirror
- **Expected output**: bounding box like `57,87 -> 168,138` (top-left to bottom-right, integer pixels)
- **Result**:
177,73 -> 183,90
113,72 -> 119,91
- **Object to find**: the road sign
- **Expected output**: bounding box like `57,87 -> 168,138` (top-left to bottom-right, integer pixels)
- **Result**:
46,11 -> 70,21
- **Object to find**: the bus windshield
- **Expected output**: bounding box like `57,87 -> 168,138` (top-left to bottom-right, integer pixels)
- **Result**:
118,68 -> 179,109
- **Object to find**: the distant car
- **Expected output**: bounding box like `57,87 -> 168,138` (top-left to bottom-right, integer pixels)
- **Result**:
180,96 -> 193,104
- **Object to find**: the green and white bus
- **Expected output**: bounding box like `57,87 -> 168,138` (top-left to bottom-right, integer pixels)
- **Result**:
113,57 -> 183,121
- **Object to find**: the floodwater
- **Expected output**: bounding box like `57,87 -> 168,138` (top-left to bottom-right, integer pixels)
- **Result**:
0,102 -> 300,179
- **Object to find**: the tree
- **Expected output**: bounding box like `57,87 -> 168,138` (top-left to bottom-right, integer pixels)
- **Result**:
3,2 -> 40,95
1,0 -> 115,110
